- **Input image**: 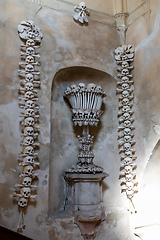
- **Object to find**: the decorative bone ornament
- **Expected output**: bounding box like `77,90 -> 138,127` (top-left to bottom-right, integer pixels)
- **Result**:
115,45 -> 138,213
13,20 -> 42,231
73,2 -> 90,24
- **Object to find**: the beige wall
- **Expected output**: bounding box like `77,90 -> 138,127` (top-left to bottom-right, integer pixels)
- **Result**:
0,0 -> 160,240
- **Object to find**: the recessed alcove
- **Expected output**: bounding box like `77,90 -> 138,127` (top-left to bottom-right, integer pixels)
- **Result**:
49,66 -> 118,217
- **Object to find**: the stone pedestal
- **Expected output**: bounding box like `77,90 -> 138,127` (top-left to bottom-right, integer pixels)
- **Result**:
65,172 -> 108,239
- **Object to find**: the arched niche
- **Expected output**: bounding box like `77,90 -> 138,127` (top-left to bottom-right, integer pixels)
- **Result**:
49,66 -> 118,217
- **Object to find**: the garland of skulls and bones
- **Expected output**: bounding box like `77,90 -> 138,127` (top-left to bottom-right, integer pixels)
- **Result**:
12,21 -> 43,231
115,45 -> 138,213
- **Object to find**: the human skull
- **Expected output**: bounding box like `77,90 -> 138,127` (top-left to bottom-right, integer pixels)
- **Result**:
124,135 -> 131,142
123,157 -> 132,165
18,197 -> 28,207
87,83 -> 96,91
122,106 -> 130,113
26,39 -> 35,46
126,189 -> 134,199
96,85 -> 102,93
24,117 -> 34,126
122,90 -> 130,98
64,86 -> 71,95
25,108 -> 35,117
23,136 -> 34,145
123,112 -> 130,120
25,100 -> 35,108
23,146 -> 34,155
124,128 -> 132,135
79,2 -> 86,9
23,166 -> 34,176
25,64 -> 34,72
26,55 -> 34,64
122,61 -> 129,68
122,83 -> 129,90
20,187 -> 31,198
121,76 -> 129,82
126,181 -> 134,191
122,98 -> 130,106
124,143 -> 131,151
26,47 -> 35,55
125,173 -> 133,181
122,68 -> 129,76
25,73 -> 34,82
115,46 -> 124,60
23,156 -> 34,165
24,127 -> 34,136
125,150 -> 132,156
124,165 -> 132,173
25,83 -> 34,91
25,91 -> 34,99
123,120 -> 131,128
78,83 -> 85,91
22,177 -> 32,186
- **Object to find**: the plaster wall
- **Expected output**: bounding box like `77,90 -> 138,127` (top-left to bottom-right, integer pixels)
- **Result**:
0,0 -> 160,240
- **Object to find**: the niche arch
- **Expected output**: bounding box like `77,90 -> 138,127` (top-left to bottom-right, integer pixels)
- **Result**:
49,66 -> 118,217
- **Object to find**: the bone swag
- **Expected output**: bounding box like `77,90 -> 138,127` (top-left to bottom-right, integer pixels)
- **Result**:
115,45 -> 138,212
12,21 -> 43,231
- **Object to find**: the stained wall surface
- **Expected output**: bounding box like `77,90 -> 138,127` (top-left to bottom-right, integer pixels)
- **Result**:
0,0 -> 160,240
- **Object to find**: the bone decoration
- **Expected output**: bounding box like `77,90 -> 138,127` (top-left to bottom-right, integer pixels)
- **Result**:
115,45 -> 138,213
12,20 -> 42,231
73,2 -> 90,24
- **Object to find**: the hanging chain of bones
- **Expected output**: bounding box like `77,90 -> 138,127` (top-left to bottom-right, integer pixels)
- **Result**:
64,83 -> 106,173
115,45 -> 138,213
12,20 -> 43,231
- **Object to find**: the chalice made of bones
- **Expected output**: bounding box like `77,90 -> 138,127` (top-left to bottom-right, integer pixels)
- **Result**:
64,83 -> 106,173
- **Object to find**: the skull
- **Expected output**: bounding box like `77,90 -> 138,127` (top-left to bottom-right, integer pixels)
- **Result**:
126,189 -> 134,199
25,91 -> 34,99
25,100 -> 35,108
124,165 -> 132,173
124,135 -> 131,142
87,83 -> 96,91
25,64 -> 34,72
122,90 -> 130,98
122,98 -> 130,106
23,166 -> 33,176
26,47 -> 35,55
122,61 -> 129,68
123,112 -> 130,120
122,69 -> 129,76
23,136 -> 34,145
126,173 -> 133,181
122,105 -> 130,113
124,128 -> 132,135
25,108 -> 35,117
23,156 -> 34,165
79,2 -> 86,9
26,39 -> 35,46
64,86 -> 71,95
25,83 -> 34,91
78,83 -> 85,91
70,84 -> 78,93
25,73 -> 34,82
18,197 -> 28,207
26,55 -> 34,64
20,187 -> 31,198
22,177 -> 32,186
24,127 -> 34,136
123,120 -> 131,127
121,76 -> 129,82
124,143 -> 131,151
23,146 -> 34,155
115,46 -> 124,60
122,83 -> 129,90
96,85 -> 102,93
126,181 -> 134,191
123,157 -> 132,165
125,150 -> 132,156
24,117 -> 34,126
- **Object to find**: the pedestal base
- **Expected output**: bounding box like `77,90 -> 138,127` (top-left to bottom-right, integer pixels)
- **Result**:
65,172 -> 108,239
